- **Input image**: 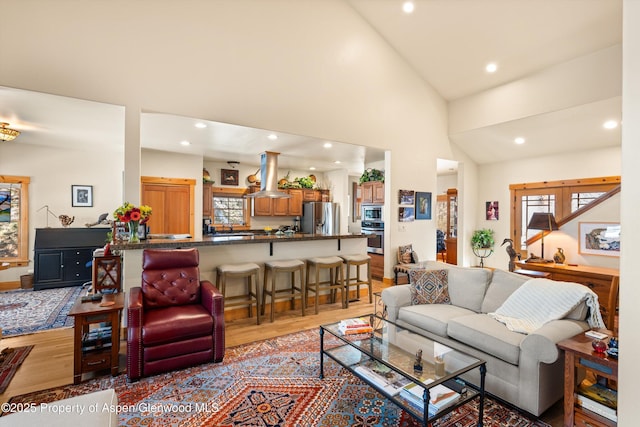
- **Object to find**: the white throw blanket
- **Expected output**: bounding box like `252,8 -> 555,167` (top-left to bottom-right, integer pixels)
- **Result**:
488,278 -> 605,334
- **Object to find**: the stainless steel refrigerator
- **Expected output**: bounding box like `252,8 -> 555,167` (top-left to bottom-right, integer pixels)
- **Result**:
301,202 -> 340,235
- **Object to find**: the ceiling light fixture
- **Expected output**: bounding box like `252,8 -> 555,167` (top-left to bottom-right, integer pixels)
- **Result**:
0,122 -> 20,142
402,1 -> 415,14
227,160 -> 240,168
603,120 -> 618,129
268,134 -> 278,140
195,122 -> 207,129
334,160 -> 341,164
323,142 -> 332,148
485,63 -> 498,73
309,167 -> 316,171
180,140 -> 191,146
514,137 -> 525,145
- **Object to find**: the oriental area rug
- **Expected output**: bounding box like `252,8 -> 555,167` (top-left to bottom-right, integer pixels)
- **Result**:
0,286 -> 84,337
6,330 -> 550,427
0,346 -> 34,393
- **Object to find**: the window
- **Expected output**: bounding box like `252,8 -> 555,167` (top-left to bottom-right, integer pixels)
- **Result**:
0,176 -> 30,265
211,188 -> 250,229
510,176 -> 619,254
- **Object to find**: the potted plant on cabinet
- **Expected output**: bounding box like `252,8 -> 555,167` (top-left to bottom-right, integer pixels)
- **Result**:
471,228 -> 495,267
359,168 -> 384,184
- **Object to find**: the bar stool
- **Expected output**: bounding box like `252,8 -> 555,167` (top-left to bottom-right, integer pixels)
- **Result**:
262,259 -> 306,322
215,262 -> 261,325
305,256 -> 345,315
340,254 -> 373,308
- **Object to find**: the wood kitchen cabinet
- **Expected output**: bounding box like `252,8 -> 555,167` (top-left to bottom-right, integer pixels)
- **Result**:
202,183 -> 213,217
361,181 -> 384,204
251,188 -> 319,217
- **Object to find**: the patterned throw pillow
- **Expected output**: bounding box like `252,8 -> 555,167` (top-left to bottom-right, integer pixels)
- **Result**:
409,269 -> 451,305
398,244 -> 413,264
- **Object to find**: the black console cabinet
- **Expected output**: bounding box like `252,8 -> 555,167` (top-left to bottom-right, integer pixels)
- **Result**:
33,228 -> 110,291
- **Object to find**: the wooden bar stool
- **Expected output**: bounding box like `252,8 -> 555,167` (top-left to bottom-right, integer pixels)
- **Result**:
340,254 -> 372,308
305,256 -> 345,315
262,259 -> 306,322
215,262 -> 261,325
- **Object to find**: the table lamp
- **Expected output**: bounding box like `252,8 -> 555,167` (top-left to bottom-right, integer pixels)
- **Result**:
527,212 -> 558,259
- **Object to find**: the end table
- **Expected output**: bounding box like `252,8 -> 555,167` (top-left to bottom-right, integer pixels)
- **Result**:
68,293 -> 124,384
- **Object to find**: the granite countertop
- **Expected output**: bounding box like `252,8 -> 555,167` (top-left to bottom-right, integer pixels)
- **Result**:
110,232 -> 369,250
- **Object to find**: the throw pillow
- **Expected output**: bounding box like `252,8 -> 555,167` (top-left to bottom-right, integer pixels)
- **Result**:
409,269 -> 451,305
398,244 -> 413,264
411,251 -> 419,263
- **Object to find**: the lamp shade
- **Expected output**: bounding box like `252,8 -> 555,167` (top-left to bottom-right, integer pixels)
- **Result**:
0,122 -> 20,142
527,212 -> 559,231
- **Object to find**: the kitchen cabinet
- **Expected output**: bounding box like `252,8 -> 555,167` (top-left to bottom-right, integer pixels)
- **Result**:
445,188 -> 458,265
251,188 -> 322,217
33,228 -> 110,290
202,183 -> 212,217
361,181 -> 384,204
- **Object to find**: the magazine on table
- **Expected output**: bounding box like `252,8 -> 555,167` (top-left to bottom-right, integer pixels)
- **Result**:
400,378 -> 460,417
354,360 -> 411,396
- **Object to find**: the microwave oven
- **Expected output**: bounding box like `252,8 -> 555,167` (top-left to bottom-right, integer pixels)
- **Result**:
362,205 -> 383,221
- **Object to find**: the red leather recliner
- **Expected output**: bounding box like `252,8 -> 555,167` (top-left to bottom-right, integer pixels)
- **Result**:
127,248 -> 224,381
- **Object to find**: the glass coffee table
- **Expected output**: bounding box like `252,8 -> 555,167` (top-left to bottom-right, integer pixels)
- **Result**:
320,314 -> 486,426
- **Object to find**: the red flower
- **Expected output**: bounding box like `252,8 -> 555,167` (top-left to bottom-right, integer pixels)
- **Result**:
130,210 -> 141,221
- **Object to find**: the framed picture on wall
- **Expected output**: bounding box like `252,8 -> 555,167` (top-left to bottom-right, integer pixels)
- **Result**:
71,185 -> 93,207
486,201 -> 499,220
579,222 -> 620,257
399,189 -> 415,206
221,169 -> 239,186
399,206 -> 415,222
415,192 -> 432,220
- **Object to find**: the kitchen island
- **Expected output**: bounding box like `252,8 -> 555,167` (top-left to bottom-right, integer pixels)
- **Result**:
112,232 -> 370,319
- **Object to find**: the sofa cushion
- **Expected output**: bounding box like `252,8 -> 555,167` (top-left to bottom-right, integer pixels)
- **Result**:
438,264 -> 492,312
481,269 -> 529,313
399,304 -> 476,337
409,269 -> 450,305
448,314 -> 525,365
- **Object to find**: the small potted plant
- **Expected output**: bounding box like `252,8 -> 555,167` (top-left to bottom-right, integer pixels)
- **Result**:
359,168 -> 384,184
471,228 -> 495,267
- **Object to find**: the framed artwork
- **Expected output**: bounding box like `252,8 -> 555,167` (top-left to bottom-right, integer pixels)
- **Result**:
579,222 -> 620,257
399,189 -> 415,206
486,201 -> 499,220
221,169 -> 239,186
399,206 -> 415,222
71,185 -> 93,207
415,192 -> 432,220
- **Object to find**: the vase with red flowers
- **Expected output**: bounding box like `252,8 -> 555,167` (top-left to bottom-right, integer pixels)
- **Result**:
113,202 -> 152,243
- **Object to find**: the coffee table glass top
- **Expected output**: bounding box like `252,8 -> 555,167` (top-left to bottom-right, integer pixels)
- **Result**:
322,315 -> 482,384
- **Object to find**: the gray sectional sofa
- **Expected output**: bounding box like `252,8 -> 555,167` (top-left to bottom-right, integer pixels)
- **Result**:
381,261 -> 591,416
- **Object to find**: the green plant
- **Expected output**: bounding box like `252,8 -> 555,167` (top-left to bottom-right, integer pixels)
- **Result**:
471,228 -> 495,249
359,168 -> 384,184
295,176 -> 315,189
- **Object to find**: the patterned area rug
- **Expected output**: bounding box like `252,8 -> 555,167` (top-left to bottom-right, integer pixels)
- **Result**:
6,330 -> 550,426
0,286 -> 85,337
0,346 -> 34,393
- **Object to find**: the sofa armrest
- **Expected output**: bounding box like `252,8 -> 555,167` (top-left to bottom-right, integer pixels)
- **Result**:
520,319 -> 589,363
201,280 -> 225,362
381,285 -> 412,321
127,286 -> 143,381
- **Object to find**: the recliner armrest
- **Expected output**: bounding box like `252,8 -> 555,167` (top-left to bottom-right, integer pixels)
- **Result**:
127,286 -> 144,381
200,280 -> 225,363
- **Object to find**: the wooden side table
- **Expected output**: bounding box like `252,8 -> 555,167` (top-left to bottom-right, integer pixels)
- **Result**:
67,293 -> 124,384
558,330 -> 618,427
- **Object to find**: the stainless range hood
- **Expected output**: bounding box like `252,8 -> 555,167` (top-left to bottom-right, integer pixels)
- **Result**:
245,151 -> 291,199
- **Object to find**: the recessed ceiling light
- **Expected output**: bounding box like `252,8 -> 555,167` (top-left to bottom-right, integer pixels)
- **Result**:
485,63 -> 498,73
180,140 -> 191,146
334,160 -> 341,164
194,122 -> 207,129
309,167 -> 316,171
514,137 -> 525,145
603,120 -> 618,129
268,133 -> 278,140
402,1 -> 415,14
323,142 -> 332,148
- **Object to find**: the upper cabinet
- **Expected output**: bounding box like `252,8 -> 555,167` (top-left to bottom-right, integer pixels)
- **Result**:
203,183 -> 213,218
361,181 -> 384,205
250,188 -> 325,216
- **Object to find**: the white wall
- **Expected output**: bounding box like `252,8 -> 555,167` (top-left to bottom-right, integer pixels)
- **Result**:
619,1 -> 640,423
476,146 -> 621,270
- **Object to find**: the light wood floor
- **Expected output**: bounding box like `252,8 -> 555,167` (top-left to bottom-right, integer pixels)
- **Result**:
0,280 -> 562,425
